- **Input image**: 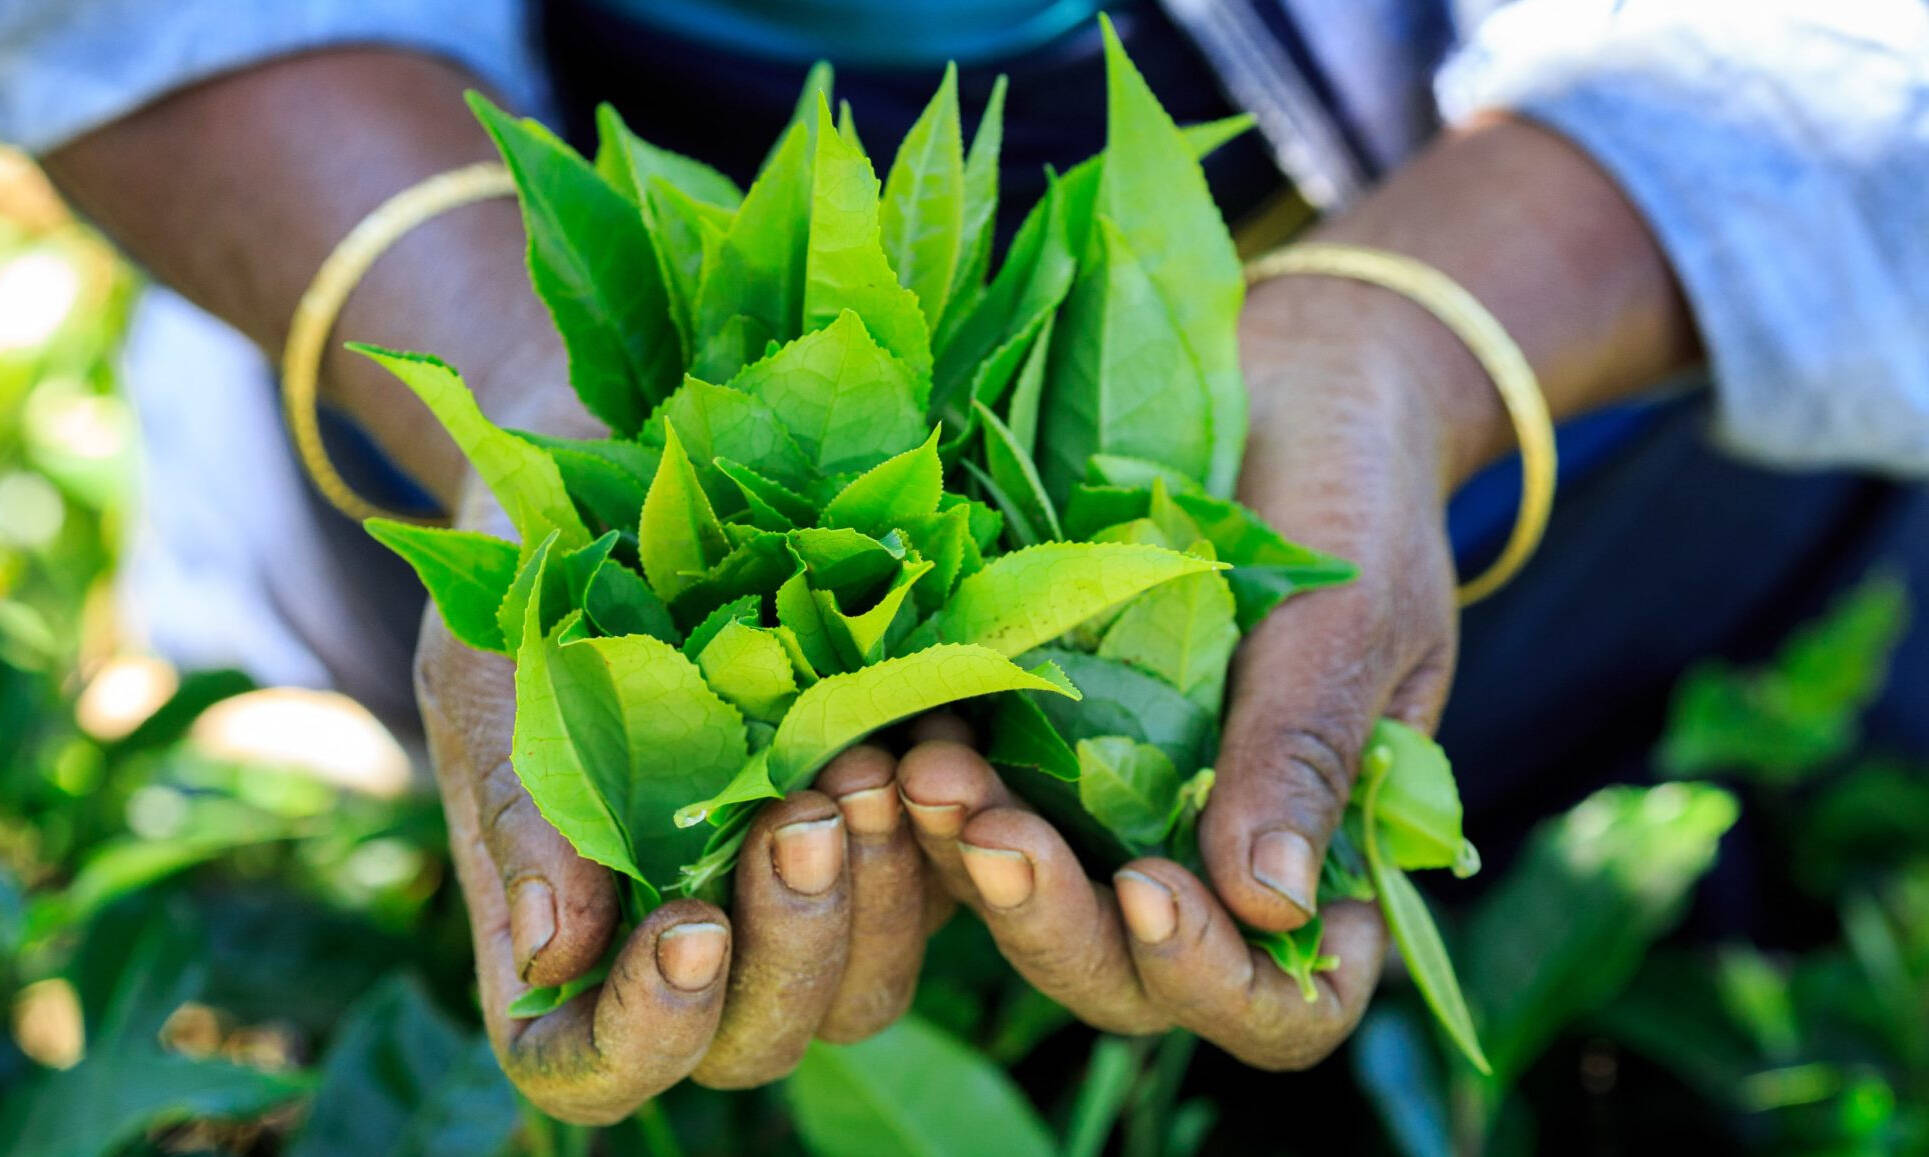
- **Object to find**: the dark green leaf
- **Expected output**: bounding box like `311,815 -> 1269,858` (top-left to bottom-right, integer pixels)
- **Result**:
715,457 -> 819,529
822,427 -> 944,535
681,593 -> 760,660
584,557 -> 680,643
1027,647 -> 1218,774
1076,736 -> 1182,851
594,102 -> 742,209
1097,552 -> 1238,713
697,120 -> 813,373
881,63 -> 966,332
944,75 -> 1008,329
648,374 -> 815,496
471,93 -> 679,432
974,400 -> 1061,542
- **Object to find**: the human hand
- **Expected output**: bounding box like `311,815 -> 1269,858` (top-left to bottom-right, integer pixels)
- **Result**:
895,272 -> 1476,1067
418,472 -> 941,1122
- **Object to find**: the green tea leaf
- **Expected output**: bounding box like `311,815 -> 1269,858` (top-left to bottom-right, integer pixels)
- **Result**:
496,532 -> 570,654
669,531 -> 793,627
594,102 -> 742,209
1179,113 -> 1256,160
674,748 -> 781,829
973,401 -> 1061,541
946,75 -> 1007,327
730,310 -> 928,473
881,64 -> 966,331
649,374 -> 814,495
715,457 -> 819,529
513,597 -> 642,879
769,643 -> 1075,792
638,422 -> 729,602
681,593 -> 760,660
1360,748 -> 1490,1075
505,962 -> 609,1020
1250,918 -> 1338,1003
352,345 -> 588,550
788,1015 -> 1055,1157
824,559 -> 934,667
777,569 -> 848,676
366,521 -> 518,654
1364,720 -> 1474,874
698,119 -> 812,370
1038,216 -> 1210,505
555,631 -> 749,883
900,505 -> 978,616
1028,647 -> 1218,775
1096,19 -> 1247,497
644,177 -> 732,350
932,172 -> 1077,418
1004,311 -> 1053,456
1086,454 -> 1203,495
516,437 -> 653,533
697,621 -> 799,723
1172,492 -> 1358,629
790,526 -> 903,591
470,94 -> 678,433
806,99 -> 933,374
1077,736 -> 1182,851
961,459 -> 1043,549
928,542 -> 1224,658
1097,551 -> 1238,714
821,427 -> 944,535
584,557 -> 679,642
838,98 -> 865,152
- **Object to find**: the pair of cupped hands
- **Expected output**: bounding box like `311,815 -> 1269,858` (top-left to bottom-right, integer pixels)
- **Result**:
420,277 -> 1464,1124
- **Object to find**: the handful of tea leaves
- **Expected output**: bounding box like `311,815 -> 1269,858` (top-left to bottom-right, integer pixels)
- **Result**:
366,18 -> 1487,1071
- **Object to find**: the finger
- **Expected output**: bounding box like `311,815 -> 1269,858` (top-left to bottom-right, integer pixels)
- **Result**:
956,807 -> 1170,1035
693,791 -> 852,1088
908,712 -> 976,747
417,615 -> 616,986
438,724 -> 729,1123
1203,580 -> 1403,933
813,746 -> 926,1043
895,740 -> 1025,903
1112,859 -> 1385,1070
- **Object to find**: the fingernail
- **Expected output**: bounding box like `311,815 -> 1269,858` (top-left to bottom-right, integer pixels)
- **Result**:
1252,830 -> 1319,918
959,844 -> 1033,909
899,791 -> 965,838
772,816 -> 844,895
508,877 -> 556,978
657,922 -> 728,991
1115,870 -> 1177,944
836,786 -> 900,838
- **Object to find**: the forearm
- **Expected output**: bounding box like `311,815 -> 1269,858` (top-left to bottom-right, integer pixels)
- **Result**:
41,48 -> 575,505
1243,115 -> 1701,494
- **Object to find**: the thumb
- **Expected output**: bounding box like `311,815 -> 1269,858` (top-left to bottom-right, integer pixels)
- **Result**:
1199,576 -> 1451,933
417,612 -> 618,987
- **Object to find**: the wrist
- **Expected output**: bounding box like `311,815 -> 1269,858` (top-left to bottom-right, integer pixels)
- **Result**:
1241,272 -> 1512,499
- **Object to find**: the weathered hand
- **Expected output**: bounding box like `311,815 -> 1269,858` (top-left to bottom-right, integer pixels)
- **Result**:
897,276 -> 1467,1067
419,478 -> 940,1123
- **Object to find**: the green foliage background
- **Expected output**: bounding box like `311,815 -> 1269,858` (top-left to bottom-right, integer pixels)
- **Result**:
0,131 -> 1924,1155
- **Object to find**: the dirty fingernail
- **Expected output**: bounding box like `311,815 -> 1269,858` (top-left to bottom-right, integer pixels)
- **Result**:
657,922 -> 728,991
508,878 -> 556,978
773,816 -> 844,895
1252,829 -> 1319,918
960,844 -> 1033,909
899,791 -> 965,838
836,786 -> 900,838
1115,870 -> 1178,944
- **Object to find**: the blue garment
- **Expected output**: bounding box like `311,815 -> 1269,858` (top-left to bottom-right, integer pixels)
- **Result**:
588,0 -> 1109,66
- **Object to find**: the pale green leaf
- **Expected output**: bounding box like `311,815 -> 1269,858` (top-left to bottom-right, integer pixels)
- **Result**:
1097,557 -> 1238,714
769,643 -> 1075,792
945,75 -> 1007,325
881,64 -> 966,331
638,422 -> 729,602
821,427 -> 943,535
730,310 -> 928,473
697,120 -> 812,367
351,345 -> 588,550
643,177 -> 731,351
674,748 -> 781,829
1038,216 -> 1211,505
929,542 -> 1223,658
1179,114 -> 1256,160
1360,749 -> 1490,1075
594,102 -> 742,209
1362,719 -> 1473,873
1004,310 -> 1053,456
647,374 -> 814,496
806,99 -> 933,374
366,521 -> 518,654
681,594 -> 759,660
696,621 -> 799,723
470,94 -> 678,432
973,401 -> 1060,542
1027,647 -> 1218,774
1096,20 -> 1247,497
